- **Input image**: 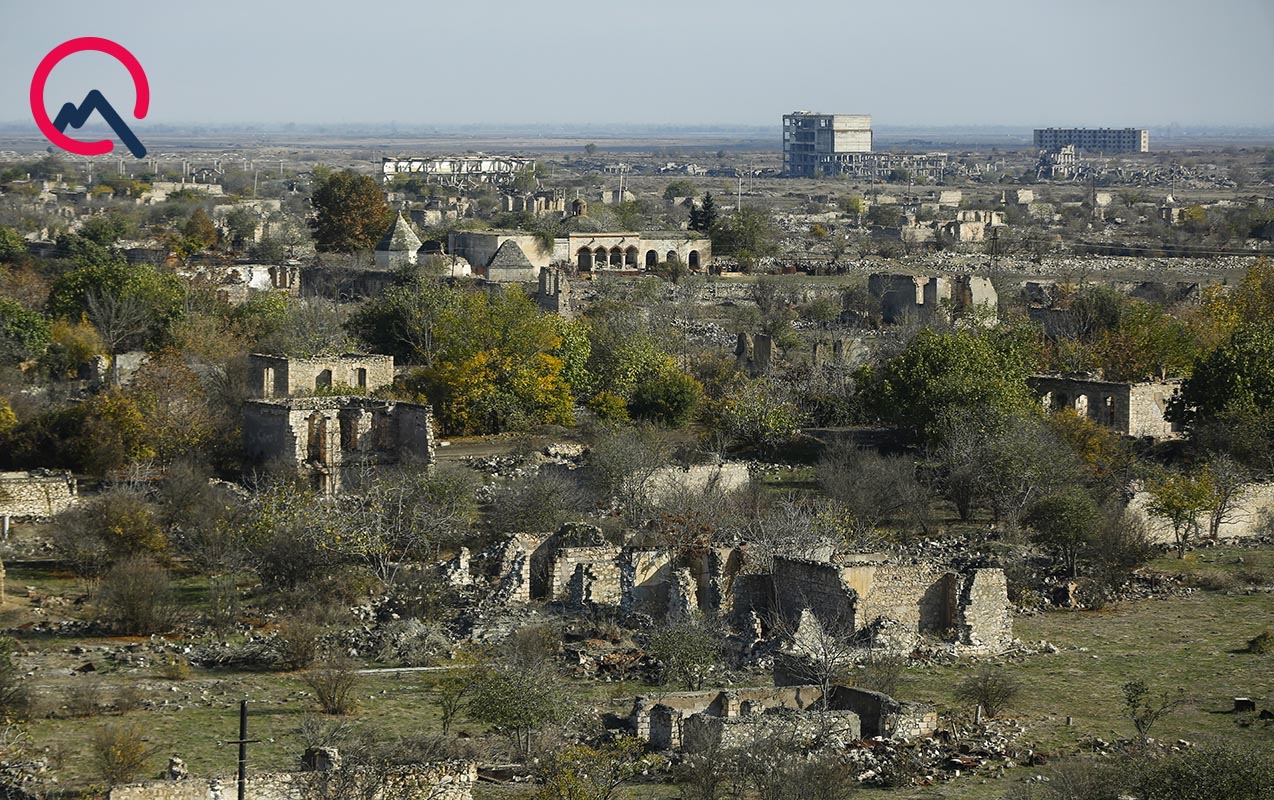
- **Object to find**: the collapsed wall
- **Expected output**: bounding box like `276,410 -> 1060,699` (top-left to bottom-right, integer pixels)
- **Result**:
0,470 -> 77,520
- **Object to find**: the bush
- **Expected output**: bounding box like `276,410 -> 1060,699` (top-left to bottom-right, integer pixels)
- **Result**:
91,722 -> 158,784
95,555 -> 182,635
276,615 -> 324,671
66,681 -> 105,718
1129,742 -> 1274,800
114,685 -> 145,714
629,369 -> 702,428
647,618 -> 721,691
302,660 -> 361,715
854,652 -> 905,697
0,637 -> 31,720
585,391 -> 629,424
953,665 -> 1020,718
1245,630 -> 1273,655
157,653 -> 192,681
487,471 -> 587,535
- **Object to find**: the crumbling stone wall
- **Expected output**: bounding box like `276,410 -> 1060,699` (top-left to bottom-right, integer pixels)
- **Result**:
956,569 -> 1012,651
247,353 -> 394,398
685,709 -> 861,752
763,555 -> 1011,654
1128,482 -> 1274,542
549,546 -> 622,606
108,761 -> 476,800
0,470 -> 77,519
626,685 -> 832,749
827,687 -> 937,739
646,462 -> 751,505
242,397 -> 434,495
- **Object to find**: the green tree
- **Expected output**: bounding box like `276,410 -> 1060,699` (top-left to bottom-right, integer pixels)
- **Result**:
718,379 -> 801,453
859,329 -> 1035,443
347,271 -> 457,364
1026,488 -> 1100,576
663,179 -> 697,202
419,287 -> 573,434
1145,468 -> 1214,558
628,367 -> 702,428
0,297 -> 51,364
309,169 -> 394,253
689,192 -> 717,233
647,618 -> 721,690
532,738 -> 657,800
711,207 -> 778,267
0,227 -> 25,262
1172,322 -> 1274,428
468,665 -> 566,758
182,208 -> 217,251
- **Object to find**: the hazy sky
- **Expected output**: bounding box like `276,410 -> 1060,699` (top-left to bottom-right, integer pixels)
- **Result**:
3,0 -> 1273,130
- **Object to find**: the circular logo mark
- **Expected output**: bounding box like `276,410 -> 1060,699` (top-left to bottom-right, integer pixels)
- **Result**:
30,37 -> 149,157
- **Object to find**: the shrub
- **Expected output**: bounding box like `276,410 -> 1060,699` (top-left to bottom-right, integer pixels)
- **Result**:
276,616 -> 323,671
629,369 -> 702,428
1129,741 -> 1274,800
91,722 -> 158,784
953,665 -> 1020,718
302,660 -> 361,716
854,652 -> 905,697
0,637 -> 31,720
114,685 -> 145,714
66,681 -> 105,718
95,555 -> 182,635
157,653 -> 192,681
1245,630 -> 1273,655
586,391 -> 629,424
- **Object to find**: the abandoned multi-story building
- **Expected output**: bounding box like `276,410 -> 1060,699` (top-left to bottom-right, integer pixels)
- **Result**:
1028,374 -> 1181,439
247,353 -> 395,398
867,273 -> 998,324
1033,127 -> 1149,153
782,112 -> 873,177
242,396 -> 434,494
380,154 -> 534,186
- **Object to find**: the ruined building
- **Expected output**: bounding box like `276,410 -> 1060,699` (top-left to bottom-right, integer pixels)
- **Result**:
242,397 -> 434,495
783,112 -> 873,177
1033,127 -> 1149,153
613,684 -> 937,752
374,212 -> 422,270
537,267 -> 573,319
1028,374 -> 1181,439
737,553 -> 1012,656
867,273 -> 998,324
247,353 -> 394,398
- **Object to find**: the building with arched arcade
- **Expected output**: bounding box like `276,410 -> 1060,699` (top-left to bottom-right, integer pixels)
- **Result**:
1028,374 -> 1182,439
446,230 -> 711,282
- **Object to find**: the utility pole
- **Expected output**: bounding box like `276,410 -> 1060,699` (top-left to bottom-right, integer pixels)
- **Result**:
225,700 -> 260,800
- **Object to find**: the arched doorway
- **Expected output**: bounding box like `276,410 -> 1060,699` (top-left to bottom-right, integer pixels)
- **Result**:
609,246 -> 623,267
688,250 -> 700,269
594,247 -> 607,268
315,369 -> 332,391
624,246 -> 639,267
645,249 -> 658,267
577,248 -> 593,270
666,250 -> 679,264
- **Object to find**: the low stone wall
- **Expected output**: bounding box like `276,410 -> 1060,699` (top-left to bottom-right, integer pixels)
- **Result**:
684,709 -> 861,752
646,462 -> 751,505
109,762 -> 476,800
0,470 -> 77,519
1127,483 -> 1274,543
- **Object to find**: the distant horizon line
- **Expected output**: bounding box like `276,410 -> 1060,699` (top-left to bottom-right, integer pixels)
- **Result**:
1,121 -> 1273,134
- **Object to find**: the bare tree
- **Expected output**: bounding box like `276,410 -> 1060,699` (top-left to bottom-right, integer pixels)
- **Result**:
1206,454 -> 1250,541
86,290 -> 150,386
